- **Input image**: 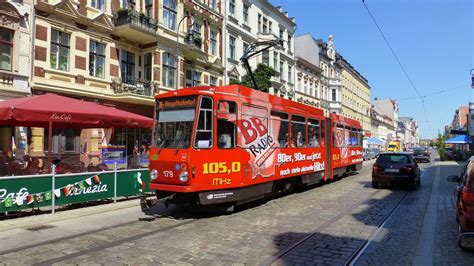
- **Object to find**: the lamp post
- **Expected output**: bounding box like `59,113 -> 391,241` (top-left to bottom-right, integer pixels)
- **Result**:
469,69 -> 474,156
175,13 -> 193,90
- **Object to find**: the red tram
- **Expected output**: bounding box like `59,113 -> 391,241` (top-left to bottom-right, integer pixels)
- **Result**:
142,85 -> 362,209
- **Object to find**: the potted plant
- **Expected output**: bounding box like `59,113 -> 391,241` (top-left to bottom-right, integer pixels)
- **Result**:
116,8 -> 129,17
193,36 -> 202,48
438,146 -> 446,161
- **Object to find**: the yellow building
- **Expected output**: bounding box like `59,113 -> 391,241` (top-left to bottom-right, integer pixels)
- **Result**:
29,0 -> 224,167
337,54 -> 371,135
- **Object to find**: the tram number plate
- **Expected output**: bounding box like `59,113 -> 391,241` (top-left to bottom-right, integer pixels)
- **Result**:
385,169 -> 399,173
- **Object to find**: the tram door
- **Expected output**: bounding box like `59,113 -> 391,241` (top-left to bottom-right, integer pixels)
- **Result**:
325,117 -> 332,180
215,101 -> 242,186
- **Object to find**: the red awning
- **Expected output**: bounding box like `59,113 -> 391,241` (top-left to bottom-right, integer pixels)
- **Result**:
0,94 -> 153,128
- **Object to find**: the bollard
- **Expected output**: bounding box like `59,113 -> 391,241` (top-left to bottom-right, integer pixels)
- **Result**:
114,161 -> 118,203
51,164 -> 56,214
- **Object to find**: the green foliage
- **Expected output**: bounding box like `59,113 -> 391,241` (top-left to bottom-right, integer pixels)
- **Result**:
233,63 -> 277,92
117,8 -> 129,17
437,131 -> 447,160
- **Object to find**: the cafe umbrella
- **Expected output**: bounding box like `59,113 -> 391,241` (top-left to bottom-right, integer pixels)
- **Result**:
0,93 -> 153,171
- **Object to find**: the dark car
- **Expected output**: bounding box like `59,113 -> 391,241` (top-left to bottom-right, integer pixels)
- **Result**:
447,157 -> 474,250
372,152 -> 421,189
413,148 -> 430,163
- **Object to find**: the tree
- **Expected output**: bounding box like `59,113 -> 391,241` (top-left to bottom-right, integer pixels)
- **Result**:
437,131 -> 447,160
231,63 -> 277,93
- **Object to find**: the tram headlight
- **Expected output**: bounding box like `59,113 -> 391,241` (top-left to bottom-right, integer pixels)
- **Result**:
179,171 -> 189,183
150,169 -> 158,181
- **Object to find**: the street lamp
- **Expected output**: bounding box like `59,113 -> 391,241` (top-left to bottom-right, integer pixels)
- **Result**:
175,13 -> 193,90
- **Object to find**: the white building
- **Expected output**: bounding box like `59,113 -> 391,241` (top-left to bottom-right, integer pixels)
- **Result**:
224,0 -> 296,99
372,98 -> 399,141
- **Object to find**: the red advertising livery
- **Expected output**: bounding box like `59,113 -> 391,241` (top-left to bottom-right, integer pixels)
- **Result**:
143,85 -> 362,208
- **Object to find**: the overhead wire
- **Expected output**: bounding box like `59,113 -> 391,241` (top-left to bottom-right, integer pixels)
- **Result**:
362,0 -> 431,133
397,84 -> 470,101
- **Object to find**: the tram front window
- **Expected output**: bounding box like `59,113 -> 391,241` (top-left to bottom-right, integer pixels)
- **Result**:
153,96 -> 197,148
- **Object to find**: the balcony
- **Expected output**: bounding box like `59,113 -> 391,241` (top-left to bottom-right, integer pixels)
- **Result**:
113,9 -> 158,43
182,35 -> 206,61
112,77 -> 154,97
329,78 -> 341,86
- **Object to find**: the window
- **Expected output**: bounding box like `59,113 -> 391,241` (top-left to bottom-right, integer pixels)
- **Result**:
241,104 -> 268,148
89,41 -> 105,78
145,0 -> 153,17
44,128 -> 80,154
210,0 -> 217,10
229,0 -> 235,15
210,30 -> 217,55
262,17 -> 268,33
269,21 -> 272,33
332,88 -> 337,101
320,120 -> 326,147
121,0 -> 133,9
91,0 -> 105,10
243,4 -> 249,25
258,14 -> 262,32
144,53 -> 152,81
279,61 -> 284,80
195,96 -> 213,148
162,53 -> 176,88
229,36 -> 236,60
308,119 -> 320,147
185,69 -> 201,87
217,101 -> 237,149
279,28 -> 284,39
243,42 -> 249,56
163,0 -> 177,30
271,111 -> 289,148
0,27 -> 13,71
288,65 -> 292,83
192,22 -> 202,38
50,30 -> 70,71
288,35 -> 292,51
210,76 -> 218,86
262,50 -> 269,65
120,50 -> 135,82
273,52 -> 278,69
292,115 -> 306,148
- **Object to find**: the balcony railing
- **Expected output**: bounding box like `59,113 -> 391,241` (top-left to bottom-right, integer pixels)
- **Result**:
114,9 -> 158,33
114,77 -> 154,96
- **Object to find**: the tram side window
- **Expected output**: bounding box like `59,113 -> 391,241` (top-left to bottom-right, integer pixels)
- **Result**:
292,115 -> 306,148
308,119 -> 320,147
358,129 -> 363,146
333,124 -> 344,147
217,101 -> 237,149
194,96 -> 213,148
320,120 -> 325,147
270,111 -> 289,148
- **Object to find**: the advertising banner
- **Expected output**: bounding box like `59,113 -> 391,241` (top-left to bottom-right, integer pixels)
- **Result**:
102,146 -> 127,165
0,170 -> 151,212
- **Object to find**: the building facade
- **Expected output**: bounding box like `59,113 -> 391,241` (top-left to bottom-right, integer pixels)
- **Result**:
224,0 -> 296,99
29,0 -> 225,165
372,98 -> 399,141
370,108 -> 395,145
337,53 -> 371,135
398,117 -> 419,149
294,34 -> 324,113
316,35 -> 341,115
0,0 -> 33,157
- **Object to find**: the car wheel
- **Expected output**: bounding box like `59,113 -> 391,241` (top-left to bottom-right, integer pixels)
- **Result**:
372,181 -> 379,189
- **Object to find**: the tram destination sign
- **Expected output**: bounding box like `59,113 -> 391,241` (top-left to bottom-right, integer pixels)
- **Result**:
158,96 -> 197,110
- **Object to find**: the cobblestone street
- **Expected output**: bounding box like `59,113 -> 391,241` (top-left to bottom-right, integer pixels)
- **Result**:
1,159 -> 474,265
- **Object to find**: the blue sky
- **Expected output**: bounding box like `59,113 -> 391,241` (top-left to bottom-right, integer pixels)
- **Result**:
271,0 -> 474,139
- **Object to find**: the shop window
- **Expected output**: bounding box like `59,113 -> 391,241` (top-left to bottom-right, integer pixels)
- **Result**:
308,119 -> 320,147
0,27 -> 13,71
217,101 -> 237,149
271,111 -> 289,148
44,128 -> 80,154
292,115 -> 306,148
194,96 -> 213,148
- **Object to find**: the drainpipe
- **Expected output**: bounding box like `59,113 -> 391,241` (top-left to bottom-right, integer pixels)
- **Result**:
29,3 -> 36,97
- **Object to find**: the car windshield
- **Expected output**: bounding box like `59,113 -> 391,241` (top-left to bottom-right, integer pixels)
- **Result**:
388,144 -> 397,148
153,96 -> 198,149
413,149 -> 424,154
377,154 -> 409,164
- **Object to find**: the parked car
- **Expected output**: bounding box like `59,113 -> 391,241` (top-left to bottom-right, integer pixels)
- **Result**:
363,148 -> 371,161
372,148 -> 381,158
372,152 -> 421,189
413,148 -> 430,163
447,157 -> 474,250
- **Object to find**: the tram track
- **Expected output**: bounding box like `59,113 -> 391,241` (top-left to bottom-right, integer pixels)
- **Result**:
262,161 -> 433,266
